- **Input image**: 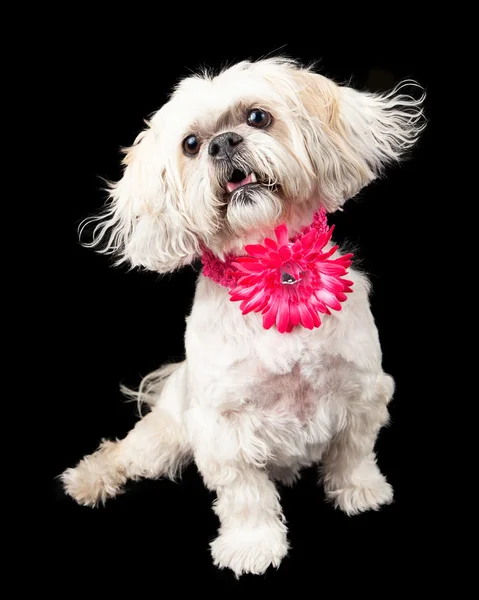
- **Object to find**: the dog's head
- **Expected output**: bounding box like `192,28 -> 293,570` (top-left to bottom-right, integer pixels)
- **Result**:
86,58 -> 425,271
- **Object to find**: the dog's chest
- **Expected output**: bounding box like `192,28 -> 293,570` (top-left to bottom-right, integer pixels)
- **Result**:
186,275 -> 343,421
246,362 -> 317,421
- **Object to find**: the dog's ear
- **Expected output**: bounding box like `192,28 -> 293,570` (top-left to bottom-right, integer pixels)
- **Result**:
291,66 -> 426,212
82,114 -> 201,273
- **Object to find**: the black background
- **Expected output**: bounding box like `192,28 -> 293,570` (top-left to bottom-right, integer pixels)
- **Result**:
42,16 -> 446,593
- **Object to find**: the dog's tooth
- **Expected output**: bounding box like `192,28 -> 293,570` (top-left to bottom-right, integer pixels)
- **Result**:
250,173 -> 257,183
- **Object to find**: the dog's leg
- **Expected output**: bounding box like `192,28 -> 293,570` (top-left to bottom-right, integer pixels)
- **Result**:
62,361 -> 191,506
61,366 -> 191,506
204,464 -> 288,577
321,373 -> 395,516
61,405 -> 191,506
191,410 -> 288,577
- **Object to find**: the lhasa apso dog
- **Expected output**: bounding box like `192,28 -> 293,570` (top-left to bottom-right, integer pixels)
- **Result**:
62,58 -> 424,576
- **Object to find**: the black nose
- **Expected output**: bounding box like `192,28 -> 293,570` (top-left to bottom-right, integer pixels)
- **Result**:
208,132 -> 243,159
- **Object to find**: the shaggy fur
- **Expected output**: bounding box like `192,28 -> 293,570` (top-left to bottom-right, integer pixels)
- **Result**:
62,58 -> 425,577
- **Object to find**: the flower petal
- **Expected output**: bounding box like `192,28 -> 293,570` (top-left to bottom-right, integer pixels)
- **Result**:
275,224 -> 289,246
236,274 -> 262,287
244,244 -> 268,258
326,253 -> 353,266
262,254 -> 282,269
315,288 -> 342,311
320,274 -> 347,293
298,302 -> 314,329
276,297 -> 291,333
291,263 -> 304,280
264,238 -> 278,250
232,259 -> 262,274
289,300 -> 300,326
230,284 -> 260,302
315,245 -> 337,260
301,230 -> 316,251
240,289 -> 270,314
316,261 -> 347,275
262,295 -> 280,330
308,303 -> 321,328
312,227 -> 333,252
233,259 -> 266,273
278,245 -> 292,262
310,295 -> 328,314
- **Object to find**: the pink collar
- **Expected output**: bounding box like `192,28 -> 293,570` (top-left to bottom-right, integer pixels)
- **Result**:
200,209 -> 354,333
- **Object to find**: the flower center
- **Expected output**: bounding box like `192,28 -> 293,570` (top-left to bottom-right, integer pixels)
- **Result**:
281,272 -> 298,285
280,264 -> 303,286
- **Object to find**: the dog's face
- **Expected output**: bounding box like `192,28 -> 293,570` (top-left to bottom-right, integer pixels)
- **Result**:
89,59 -> 424,271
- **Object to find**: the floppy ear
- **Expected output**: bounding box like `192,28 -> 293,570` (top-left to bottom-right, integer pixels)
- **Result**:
292,67 -> 426,212
82,117 -> 201,273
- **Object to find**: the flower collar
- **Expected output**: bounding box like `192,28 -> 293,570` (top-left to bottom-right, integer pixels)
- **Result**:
200,209 -> 353,333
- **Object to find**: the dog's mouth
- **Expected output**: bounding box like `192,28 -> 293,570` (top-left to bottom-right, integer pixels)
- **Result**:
225,169 -> 259,193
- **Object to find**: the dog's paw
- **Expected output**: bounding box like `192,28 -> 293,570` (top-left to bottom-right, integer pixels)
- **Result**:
60,440 -> 126,507
327,477 -> 393,516
210,521 -> 288,577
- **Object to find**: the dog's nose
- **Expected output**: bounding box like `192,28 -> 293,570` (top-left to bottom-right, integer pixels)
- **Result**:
208,132 -> 243,159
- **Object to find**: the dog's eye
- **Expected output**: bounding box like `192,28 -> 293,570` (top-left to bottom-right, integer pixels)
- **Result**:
183,135 -> 200,156
247,109 -> 272,129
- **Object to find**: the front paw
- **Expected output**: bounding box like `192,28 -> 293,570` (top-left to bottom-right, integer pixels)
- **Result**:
211,520 -> 289,577
326,477 -> 393,516
61,440 -> 126,507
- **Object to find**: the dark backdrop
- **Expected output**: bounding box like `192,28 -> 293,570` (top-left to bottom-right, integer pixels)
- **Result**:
43,20 -> 443,593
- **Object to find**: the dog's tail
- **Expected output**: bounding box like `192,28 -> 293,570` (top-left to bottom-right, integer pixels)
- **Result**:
121,361 -> 185,416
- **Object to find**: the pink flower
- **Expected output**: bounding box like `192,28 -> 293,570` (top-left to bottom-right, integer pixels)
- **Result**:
229,216 -> 353,334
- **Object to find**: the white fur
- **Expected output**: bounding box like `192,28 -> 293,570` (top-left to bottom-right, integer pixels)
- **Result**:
63,58 -> 424,577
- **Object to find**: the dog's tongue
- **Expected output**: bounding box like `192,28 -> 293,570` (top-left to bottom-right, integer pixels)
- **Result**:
226,173 -> 253,193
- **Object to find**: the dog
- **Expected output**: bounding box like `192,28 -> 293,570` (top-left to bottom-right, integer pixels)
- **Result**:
62,58 -> 424,576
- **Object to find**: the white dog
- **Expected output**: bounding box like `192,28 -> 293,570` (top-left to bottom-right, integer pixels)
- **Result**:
62,58 -> 424,577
